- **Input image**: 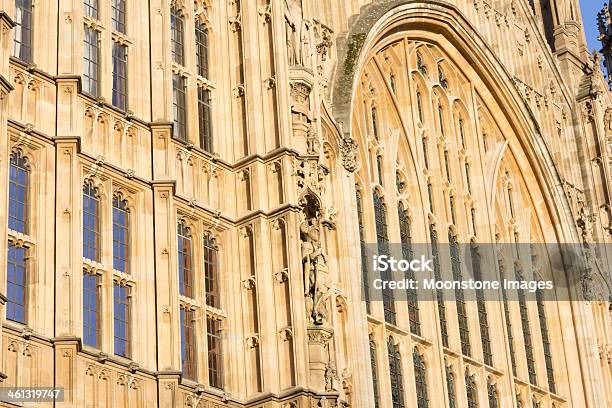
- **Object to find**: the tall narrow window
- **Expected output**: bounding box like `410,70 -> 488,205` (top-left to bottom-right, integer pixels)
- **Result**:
449,195 -> 456,225
177,222 -> 193,297
389,72 -> 396,93
388,338 -> 405,408
472,244 -> 492,366
413,349 -> 429,408
445,366 -> 456,408
84,0 -> 99,19
427,183 -> 434,213
471,208 -> 477,236
537,289 -> 556,393
83,272 -> 101,348
170,5 -> 185,65
198,88 -> 213,152
203,234 -> 219,307
371,107 -> 379,139
7,243 -> 27,323
112,194 -> 129,273
356,191 -> 371,313
113,282 -> 130,357
487,382 -> 499,408
438,64 -> 448,88
112,42 -> 128,110
196,21 -> 210,78
374,192 -> 395,325
465,372 -> 478,408
431,225 -> 448,347
499,258 -> 517,375
465,163 -> 472,194
450,231 -> 470,356
399,205 -> 419,335
83,180 -> 100,262
422,136 -> 429,169
444,150 -> 451,182
369,336 -> 380,408
83,26 -> 100,96
13,0 -> 33,62
173,74 -> 187,141
416,91 -> 424,123
180,307 -> 196,380
9,150 -> 29,234
376,154 -> 384,186
438,103 -> 445,135
111,0 -> 126,33
517,266 -> 536,385
458,117 -> 466,148
207,317 -> 223,388
416,51 -> 427,75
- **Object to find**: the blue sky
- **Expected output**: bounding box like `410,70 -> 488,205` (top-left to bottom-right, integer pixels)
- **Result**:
581,0 -> 603,51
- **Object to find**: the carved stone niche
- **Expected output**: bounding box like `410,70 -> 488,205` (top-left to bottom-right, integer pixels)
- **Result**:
290,77 -> 313,143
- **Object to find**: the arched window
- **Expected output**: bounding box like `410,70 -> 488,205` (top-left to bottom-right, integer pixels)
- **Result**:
446,366 -> 456,408
413,348 -> 429,408
356,190 -> 371,312
369,335 -> 381,408
465,163 -> 472,194
376,154 -> 384,185
399,204 -> 419,335
416,51 -> 427,75
458,117 -> 466,148
422,135 -> 429,169
177,222 -> 194,297
83,180 -> 100,262
195,20 -> 210,78
170,5 -> 185,65
465,372 -> 478,408
450,231 -> 470,356
487,382 -> 499,408
438,103 -> 445,135
427,183 -> 434,213
387,338 -> 405,408
472,244 -> 492,366
396,173 -> 405,194
371,107 -> 379,139
203,233 -> 219,307
536,287 -> 556,393
438,64 -> 448,88
374,191 -> 395,324
449,194 -> 456,225
517,265 -> 537,384
444,150 -> 451,182
9,150 -> 29,234
112,193 -> 130,273
470,207 -> 477,235
430,225 -> 448,347
416,90 -> 424,123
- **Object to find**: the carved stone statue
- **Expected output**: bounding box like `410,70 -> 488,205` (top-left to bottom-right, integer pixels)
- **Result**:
285,0 -> 303,66
306,121 -> 320,155
324,361 -> 339,391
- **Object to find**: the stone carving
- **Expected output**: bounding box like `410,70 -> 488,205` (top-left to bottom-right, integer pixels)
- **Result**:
285,0 -> 303,66
290,81 -> 312,141
306,120 -> 320,155
339,135 -> 358,172
325,361 -> 340,391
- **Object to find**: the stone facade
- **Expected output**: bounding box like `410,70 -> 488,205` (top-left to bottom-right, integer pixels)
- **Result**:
0,0 -> 610,407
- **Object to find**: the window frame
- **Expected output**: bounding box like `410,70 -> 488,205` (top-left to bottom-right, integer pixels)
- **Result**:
111,0 -> 127,33
83,25 -> 101,97
112,193 -> 130,273
113,282 -> 131,357
9,150 -> 29,235
180,306 -> 197,380
6,242 -> 28,324
112,42 -> 128,111
172,74 -> 188,141
170,5 -> 185,66
177,221 -> 194,297
13,0 -> 33,62
83,180 -> 101,262
83,271 -> 101,348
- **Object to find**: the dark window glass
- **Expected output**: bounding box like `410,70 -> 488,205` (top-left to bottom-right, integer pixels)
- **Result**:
422,136 -> 429,169
83,272 -> 100,347
438,103 -> 445,135
83,26 -> 100,96
444,150 -> 451,182
465,372 -> 478,408
416,91 -> 424,122
416,51 -> 427,75
430,225 -> 448,347
388,338 -> 405,408
472,244 -> 492,366
465,163 -> 472,194
376,154 -> 384,186
488,382 -> 499,408
198,87 -> 213,152
445,366 -> 456,408
195,21 -> 209,78
356,191 -> 371,313
459,118 -> 466,148
537,289 -> 556,393
177,222 -> 193,297
207,317 -> 223,389
389,72 -> 396,93
471,208 -> 477,236
449,195 -> 456,225
517,266 -> 537,385
371,107 -> 379,139
204,234 -> 219,307
450,231 -> 470,356
369,336 -> 380,408
112,194 -> 129,272
399,205 -> 419,335
374,192 -> 395,325
180,307 -> 196,380
9,150 -> 29,234
84,0 -> 98,19
427,183 -> 434,213
499,258 -> 517,375
170,6 -> 185,65
112,42 -> 128,110
7,243 -> 27,323
111,0 -> 126,33
13,0 -> 33,62
113,283 -> 130,357
413,349 -> 429,408
173,74 -> 187,141
83,180 -> 100,262
438,64 -> 448,88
